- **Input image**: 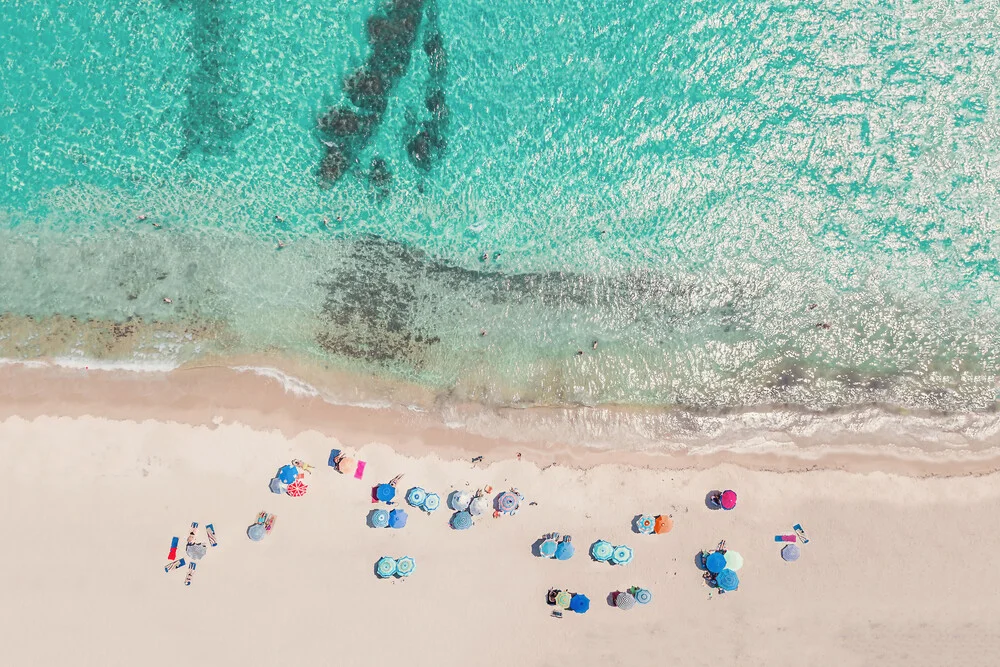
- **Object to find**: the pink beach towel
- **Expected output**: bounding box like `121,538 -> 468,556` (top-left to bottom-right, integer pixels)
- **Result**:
354,460 -> 366,480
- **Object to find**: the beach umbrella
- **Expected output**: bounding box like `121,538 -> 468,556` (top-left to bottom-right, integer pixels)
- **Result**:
706,551 -> 727,573
469,495 -> 489,517
636,515 -> 655,534
370,509 -> 390,528
555,541 -> 575,561
615,592 -> 636,610
653,515 -> 673,534
247,523 -> 266,542
268,478 -> 286,494
277,465 -> 299,484
496,492 -> 520,513
376,557 -> 397,578
634,588 -> 653,605
451,511 -> 473,530
781,544 -> 800,562
448,491 -> 471,511
721,490 -> 737,510
539,539 -> 558,558
376,484 -> 396,503
716,568 -> 739,591
388,509 -> 408,529
724,551 -> 744,571
396,556 -> 416,577
555,591 -> 573,609
569,594 -> 590,614
590,540 -> 613,562
336,456 -> 357,477
423,493 -> 441,512
406,487 -> 427,508
287,480 -> 308,497
186,543 -> 207,561
611,545 -> 634,566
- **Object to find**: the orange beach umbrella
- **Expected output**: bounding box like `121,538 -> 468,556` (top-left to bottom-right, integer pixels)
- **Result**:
653,515 -> 673,534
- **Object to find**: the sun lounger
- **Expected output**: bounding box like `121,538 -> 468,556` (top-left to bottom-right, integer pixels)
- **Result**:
206,524 -> 217,547
794,524 -> 810,543
165,558 -> 186,573
168,537 -> 179,560
184,562 -> 197,586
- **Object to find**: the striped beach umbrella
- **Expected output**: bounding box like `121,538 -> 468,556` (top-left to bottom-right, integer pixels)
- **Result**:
611,545 -> 634,565
716,568 -> 739,591
286,480 -> 308,497
496,492 -> 519,513
615,592 -> 636,610
706,551 -> 727,573
370,509 -> 390,528
406,487 -> 427,508
395,556 -> 416,577
451,510 -> 473,530
781,544 -> 800,562
636,515 -> 655,534
555,541 -> 575,561
539,539 -> 558,558
376,557 -> 397,578
590,540 -> 614,562
724,551 -> 744,571
633,588 -> 653,605
423,493 -> 441,512
555,591 -> 573,609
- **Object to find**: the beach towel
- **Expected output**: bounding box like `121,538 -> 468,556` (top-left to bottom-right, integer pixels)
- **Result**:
774,535 -> 797,542
328,449 -> 341,467
355,460 -> 366,479
168,537 -> 179,560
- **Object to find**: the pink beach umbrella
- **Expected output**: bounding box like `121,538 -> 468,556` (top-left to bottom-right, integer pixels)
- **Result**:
720,490 -> 737,510
287,480 -> 308,498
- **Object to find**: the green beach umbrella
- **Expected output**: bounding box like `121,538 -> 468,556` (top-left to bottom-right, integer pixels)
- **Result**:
395,556 -> 416,577
555,591 -> 573,609
376,556 -> 397,578
590,540 -> 614,562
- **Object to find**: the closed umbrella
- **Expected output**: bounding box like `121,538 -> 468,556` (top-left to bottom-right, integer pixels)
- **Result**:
706,551 -> 727,573
423,493 -> 441,512
277,465 -> 298,484
634,588 -> 653,604
469,495 -> 489,516
615,592 -> 636,610
451,511 -> 473,530
370,509 -> 390,528
653,515 -> 673,534
611,545 -> 634,565
448,491 -> 471,511
716,568 -> 739,591
590,540 -> 613,562
721,490 -> 737,510
555,541 -> 575,561
569,594 -> 590,614
396,556 -> 416,577
636,515 -> 655,534
376,557 -> 397,578
388,509 -> 408,529
539,539 -> 558,558
406,487 -> 427,508
376,484 -> 396,502
496,492 -> 519,513
781,544 -> 800,562
555,591 -> 573,609
724,551 -> 744,571
247,523 -> 266,542
286,480 -> 308,497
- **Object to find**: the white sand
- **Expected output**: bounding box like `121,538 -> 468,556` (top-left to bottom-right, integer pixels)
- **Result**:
3,413 -> 999,666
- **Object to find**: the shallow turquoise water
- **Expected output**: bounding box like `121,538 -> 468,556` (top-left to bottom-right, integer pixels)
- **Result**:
1,0 -> 998,412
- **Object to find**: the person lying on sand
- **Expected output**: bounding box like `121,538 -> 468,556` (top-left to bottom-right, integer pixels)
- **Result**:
291,459 -> 313,474
389,474 -> 404,488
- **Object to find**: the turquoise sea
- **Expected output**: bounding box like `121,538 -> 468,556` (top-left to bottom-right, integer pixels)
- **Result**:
1,0 -> 998,417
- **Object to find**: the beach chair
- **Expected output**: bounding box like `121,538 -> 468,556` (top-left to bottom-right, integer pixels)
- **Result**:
206,524 -> 217,547
794,524 -> 810,543
184,562 -> 197,586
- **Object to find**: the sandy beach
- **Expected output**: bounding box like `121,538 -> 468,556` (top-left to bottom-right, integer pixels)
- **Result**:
2,366 -> 1000,666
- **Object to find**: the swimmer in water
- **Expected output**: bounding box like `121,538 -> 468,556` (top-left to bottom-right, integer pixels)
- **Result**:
592,340 -> 598,350
137,214 -> 147,221
274,215 -> 284,223
163,297 -> 172,304
277,241 -> 286,249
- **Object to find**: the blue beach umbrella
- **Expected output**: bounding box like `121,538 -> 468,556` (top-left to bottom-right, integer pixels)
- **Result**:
451,511 -> 473,530
406,487 -> 427,508
716,568 -> 740,592
247,523 -> 266,542
636,515 -> 655,534
590,540 -> 613,562
448,491 -> 471,511
370,509 -> 390,528
611,545 -> 634,565
634,588 -> 653,605
496,492 -> 520,513
569,594 -> 590,614
555,541 -> 575,561
539,539 -> 558,558
781,544 -> 800,562
388,509 -> 408,529
376,484 -> 396,503
277,465 -> 298,484
423,493 -> 441,512
706,551 -> 727,573
376,557 -> 397,578
395,556 -> 416,577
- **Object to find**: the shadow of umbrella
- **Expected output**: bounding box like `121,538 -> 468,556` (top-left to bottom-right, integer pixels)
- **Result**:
705,490 -> 722,510
531,537 -> 546,557
630,514 -> 644,534
606,591 -> 618,608
694,550 -> 708,571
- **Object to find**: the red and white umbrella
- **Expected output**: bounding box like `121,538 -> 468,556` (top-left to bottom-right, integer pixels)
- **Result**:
287,480 -> 308,497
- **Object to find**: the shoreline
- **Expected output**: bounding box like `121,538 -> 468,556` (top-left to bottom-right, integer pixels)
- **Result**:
2,359 -> 999,477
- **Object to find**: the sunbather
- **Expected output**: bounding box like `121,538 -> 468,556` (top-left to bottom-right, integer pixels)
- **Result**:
187,522 -> 198,545
264,514 -> 276,532
389,474 -> 404,488
546,589 -> 560,605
